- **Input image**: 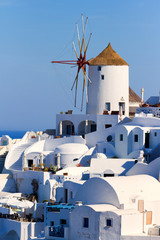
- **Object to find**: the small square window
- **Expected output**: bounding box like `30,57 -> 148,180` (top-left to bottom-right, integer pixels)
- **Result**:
155,132 -> 157,137
120,134 -> 123,141
106,218 -> 112,227
98,66 -> 101,71
101,74 -> 104,80
134,134 -> 138,142
105,124 -> 112,129
83,217 -> 89,228
60,219 -> 67,225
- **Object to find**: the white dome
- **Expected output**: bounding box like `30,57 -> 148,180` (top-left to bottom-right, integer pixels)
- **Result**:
54,143 -> 88,155
74,175 -> 160,207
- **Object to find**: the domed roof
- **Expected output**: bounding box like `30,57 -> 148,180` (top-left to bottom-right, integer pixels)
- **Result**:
88,43 -> 128,66
74,175 -> 160,207
54,143 -> 88,155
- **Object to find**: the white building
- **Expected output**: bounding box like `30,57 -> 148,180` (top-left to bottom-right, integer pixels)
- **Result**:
115,115 -> 160,161
56,43 -> 134,138
44,175 -> 160,240
87,42 -> 129,116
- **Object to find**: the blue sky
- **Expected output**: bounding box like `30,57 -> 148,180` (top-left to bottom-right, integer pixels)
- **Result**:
0,0 -> 159,130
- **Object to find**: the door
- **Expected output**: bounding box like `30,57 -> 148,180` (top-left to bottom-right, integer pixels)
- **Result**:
64,189 -> 68,203
66,125 -> 72,135
145,133 -> 150,148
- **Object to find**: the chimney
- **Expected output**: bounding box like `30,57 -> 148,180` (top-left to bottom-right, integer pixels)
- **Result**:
141,88 -> 144,103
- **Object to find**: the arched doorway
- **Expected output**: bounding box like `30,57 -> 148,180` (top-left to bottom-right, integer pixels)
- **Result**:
78,120 -> 97,135
1,230 -> 20,240
59,120 -> 75,136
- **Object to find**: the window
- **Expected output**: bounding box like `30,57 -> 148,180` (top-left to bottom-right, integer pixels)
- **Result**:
101,74 -> 104,80
50,221 -> 54,226
134,134 -> 138,142
98,66 -> 101,71
119,102 -> 125,111
103,148 -> 106,154
104,174 -> 114,177
60,219 -> 67,225
105,124 -> 112,129
155,132 -> 157,137
120,134 -> 123,141
83,217 -> 89,228
70,191 -> 73,199
73,158 -> 78,161
90,124 -> 97,132
106,218 -> 112,227
105,102 -> 110,111
107,135 -> 112,142
28,159 -> 33,167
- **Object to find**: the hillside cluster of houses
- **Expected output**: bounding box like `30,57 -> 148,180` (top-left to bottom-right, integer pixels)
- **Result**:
0,43 -> 160,240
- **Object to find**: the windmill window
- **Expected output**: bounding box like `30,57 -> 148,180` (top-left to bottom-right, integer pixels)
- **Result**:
105,102 -> 110,111
155,132 -> 157,136
98,66 -> 101,71
101,74 -> 104,80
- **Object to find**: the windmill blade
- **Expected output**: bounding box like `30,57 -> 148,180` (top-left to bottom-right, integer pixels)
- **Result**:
71,68 -> 80,91
82,67 -> 88,104
74,72 -> 79,107
76,23 -> 82,54
70,65 -> 77,68
81,70 -> 85,111
82,66 -> 92,84
85,33 -> 92,54
72,41 -> 79,59
81,15 -> 88,52
81,14 -> 85,52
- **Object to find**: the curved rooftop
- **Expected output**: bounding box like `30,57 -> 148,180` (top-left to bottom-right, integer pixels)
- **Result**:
126,157 -> 160,180
74,175 -> 160,207
88,43 -> 128,66
54,143 -> 88,155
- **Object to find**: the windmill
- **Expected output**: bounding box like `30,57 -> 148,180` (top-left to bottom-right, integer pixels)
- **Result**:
51,14 -> 92,111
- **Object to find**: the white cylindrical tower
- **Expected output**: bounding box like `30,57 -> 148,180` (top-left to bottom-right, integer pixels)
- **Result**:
86,43 -> 129,116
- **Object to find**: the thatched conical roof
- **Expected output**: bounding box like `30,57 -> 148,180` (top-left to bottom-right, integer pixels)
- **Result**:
88,43 -> 128,66
129,87 -> 141,103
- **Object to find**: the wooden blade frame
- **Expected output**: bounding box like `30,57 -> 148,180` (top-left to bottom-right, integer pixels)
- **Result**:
51,14 -> 92,111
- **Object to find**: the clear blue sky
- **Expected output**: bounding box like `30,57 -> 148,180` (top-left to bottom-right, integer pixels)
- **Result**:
0,0 -> 159,130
